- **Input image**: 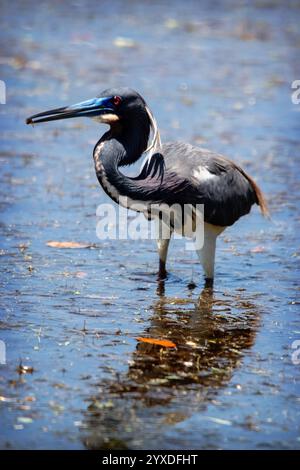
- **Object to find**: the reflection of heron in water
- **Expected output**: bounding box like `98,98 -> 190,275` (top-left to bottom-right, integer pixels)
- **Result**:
83,285 -> 260,449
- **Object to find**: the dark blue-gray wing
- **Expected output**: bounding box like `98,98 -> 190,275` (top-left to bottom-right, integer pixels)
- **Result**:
133,143 -> 267,227
160,143 -> 267,227
191,160 -> 258,226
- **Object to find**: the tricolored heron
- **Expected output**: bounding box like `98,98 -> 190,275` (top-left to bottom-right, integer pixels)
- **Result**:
26,87 -> 268,286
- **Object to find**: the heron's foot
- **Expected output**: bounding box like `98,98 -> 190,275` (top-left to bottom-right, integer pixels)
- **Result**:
158,260 -> 167,280
157,268 -> 167,280
204,277 -> 214,289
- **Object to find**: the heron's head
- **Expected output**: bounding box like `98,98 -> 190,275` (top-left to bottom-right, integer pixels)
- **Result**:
26,87 -> 149,127
26,87 -> 161,155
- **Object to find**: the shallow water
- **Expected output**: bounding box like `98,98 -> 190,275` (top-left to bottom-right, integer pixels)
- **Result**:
0,0 -> 300,449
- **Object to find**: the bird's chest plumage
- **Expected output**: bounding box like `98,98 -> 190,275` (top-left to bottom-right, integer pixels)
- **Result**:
93,142 -> 120,204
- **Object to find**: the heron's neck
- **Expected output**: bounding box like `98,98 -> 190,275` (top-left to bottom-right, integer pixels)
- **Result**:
93,118 -> 151,205
118,116 -> 150,166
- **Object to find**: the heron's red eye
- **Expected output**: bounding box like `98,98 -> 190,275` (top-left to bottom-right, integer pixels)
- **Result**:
113,96 -> 122,106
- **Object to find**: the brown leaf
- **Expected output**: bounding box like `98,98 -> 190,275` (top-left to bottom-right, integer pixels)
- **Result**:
46,241 -> 93,249
136,337 -> 176,348
250,246 -> 266,254
75,271 -> 87,278
24,396 -> 36,402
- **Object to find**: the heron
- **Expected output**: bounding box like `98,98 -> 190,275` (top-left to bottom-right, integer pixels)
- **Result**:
26,87 -> 268,286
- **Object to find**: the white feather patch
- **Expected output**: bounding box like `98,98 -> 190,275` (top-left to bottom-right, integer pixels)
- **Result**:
193,167 -> 217,182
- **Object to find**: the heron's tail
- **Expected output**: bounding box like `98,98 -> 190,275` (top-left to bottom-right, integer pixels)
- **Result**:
242,170 -> 269,217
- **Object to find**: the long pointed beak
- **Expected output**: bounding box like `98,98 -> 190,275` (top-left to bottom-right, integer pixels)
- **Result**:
26,97 -> 114,125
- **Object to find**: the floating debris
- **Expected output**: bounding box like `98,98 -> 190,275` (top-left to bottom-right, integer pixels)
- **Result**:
46,241 -> 94,249
250,246 -> 266,254
0,396 -> 17,403
16,363 -> 34,375
164,19 -> 180,30
136,337 -> 176,348
17,416 -> 33,424
205,416 -> 232,426
113,37 -> 137,48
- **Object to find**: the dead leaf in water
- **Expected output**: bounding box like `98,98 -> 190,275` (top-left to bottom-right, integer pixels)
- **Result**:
113,37 -> 137,48
17,363 -> 34,375
205,416 -> 232,426
136,337 -> 176,348
0,396 -> 16,403
17,416 -> 33,424
24,396 -> 36,402
46,241 -> 93,249
250,246 -> 266,254
164,18 -> 180,29
75,271 -> 87,278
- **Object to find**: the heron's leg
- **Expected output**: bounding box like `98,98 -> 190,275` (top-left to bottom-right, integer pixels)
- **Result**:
196,224 -> 218,286
156,237 -> 171,279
